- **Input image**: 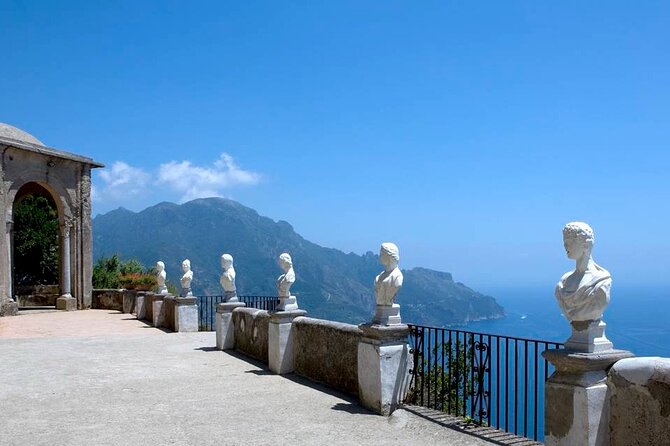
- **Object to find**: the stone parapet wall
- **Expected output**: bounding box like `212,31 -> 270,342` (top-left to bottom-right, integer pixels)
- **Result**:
16,284 -> 59,307
233,307 -> 270,363
92,289 -> 124,311
293,317 -> 362,396
144,293 -> 154,322
92,289 -> 136,313
163,296 -> 176,331
608,357 -> 670,446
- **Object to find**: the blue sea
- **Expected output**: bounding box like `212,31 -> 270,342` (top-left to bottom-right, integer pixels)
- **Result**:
443,285 -> 670,440
463,285 -> 670,357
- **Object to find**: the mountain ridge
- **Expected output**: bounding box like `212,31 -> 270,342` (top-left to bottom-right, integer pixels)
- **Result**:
93,197 -> 505,326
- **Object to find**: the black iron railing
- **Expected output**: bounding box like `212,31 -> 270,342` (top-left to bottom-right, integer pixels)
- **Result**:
196,295 -> 280,331
407,324 -> 563,441
197,295 -> 225,331
240,295 -> 279,312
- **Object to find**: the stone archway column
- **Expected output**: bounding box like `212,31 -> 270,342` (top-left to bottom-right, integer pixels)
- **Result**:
56,220 -> 76,311
0,220 -> 18,316
5,220 -> 13,300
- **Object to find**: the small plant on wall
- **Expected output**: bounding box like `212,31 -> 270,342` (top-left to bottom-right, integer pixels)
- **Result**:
119,273 -> 157,291
93,255 -> 156,290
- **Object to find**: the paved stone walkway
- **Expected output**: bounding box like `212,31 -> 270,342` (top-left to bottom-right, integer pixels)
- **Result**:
0,309 -> 165,339
0,310 -> 508,445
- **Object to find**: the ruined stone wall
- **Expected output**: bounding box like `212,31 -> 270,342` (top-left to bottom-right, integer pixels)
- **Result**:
92,289 -> 135,313
92,289 -> 124,311
16,284 -> 59,306
293,317 -> 362,396
233,307 -> 269,363
608,357 -> 670,446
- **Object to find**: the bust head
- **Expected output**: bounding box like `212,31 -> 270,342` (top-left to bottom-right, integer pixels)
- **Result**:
379,242 -> 400,269
562,222 -> 594,260
156,261 -> 165,272
221,253 -> 233,269
182,259 -> 191,272
279,253 -> 292,271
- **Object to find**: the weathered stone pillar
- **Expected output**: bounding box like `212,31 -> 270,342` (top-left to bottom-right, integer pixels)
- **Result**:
0,220 -> 18,316
152,294 -> 165,327
135,291 -> 148,320
5,220 -> 13,299
56,221 -> 76,311
543,349 -> 634,446
268,309 -> 307,374
79,165 -> 94,310
357,323 -> 410,415
216,301 -> 246,350
163,295 -> 175,331
122,289 -> 136,314
174,296 -> 198,332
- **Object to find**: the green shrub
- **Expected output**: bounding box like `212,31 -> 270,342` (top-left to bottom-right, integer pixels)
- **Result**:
93,255 -> 153,289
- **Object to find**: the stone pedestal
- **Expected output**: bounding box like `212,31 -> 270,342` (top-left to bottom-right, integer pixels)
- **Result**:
543,348 -> 634,446
224,291 -> 239,303
174,297 -> 198,332
357,323 -> 410,415
56,295 -> 76,311
0,300 -> 18,316
135,292 -> 147,320
268,310 -> 307,374
566,320 -> 613,353
276,295 -> 298,311
122,290 -> 136,314
608,357 -> 670,446
162,295 -> 175,331
216,302 -> 246,350
152,294 -> 165,328
372,303 -> 402,325
145,292 -> 156,321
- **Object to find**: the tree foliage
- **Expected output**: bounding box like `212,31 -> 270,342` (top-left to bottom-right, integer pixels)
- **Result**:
408,338 -> 476,419
13,194 -> 59,286
92,254 -> 149,289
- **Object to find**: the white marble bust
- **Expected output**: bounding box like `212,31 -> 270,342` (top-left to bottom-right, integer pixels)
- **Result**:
276,253 -> 295,298
220,253 -> 237,300
180,259 -> 194,296
375,242 -> 404,306
555,222 -> 611,322
156,261 -> 167,294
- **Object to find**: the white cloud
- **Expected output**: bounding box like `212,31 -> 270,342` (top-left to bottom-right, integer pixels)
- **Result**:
92,154 -> 261,214
95,161 -> 150,202
157,153 -> 261,202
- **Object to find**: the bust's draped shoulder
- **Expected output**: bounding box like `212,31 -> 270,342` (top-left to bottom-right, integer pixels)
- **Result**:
555,263 -> 611,322
375,267 -> 403,306
390,267 -> 403,287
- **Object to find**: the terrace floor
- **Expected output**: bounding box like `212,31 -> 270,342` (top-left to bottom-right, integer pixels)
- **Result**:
0,310 -> 540,445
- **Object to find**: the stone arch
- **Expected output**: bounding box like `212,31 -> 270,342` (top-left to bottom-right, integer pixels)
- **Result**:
6,172 -> 73,223
6,175 -> 77,310
11,182 -> 62,306
0,123 -> 103,316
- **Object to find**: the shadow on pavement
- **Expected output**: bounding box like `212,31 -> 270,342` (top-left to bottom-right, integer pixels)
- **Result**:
194,346 -> 219,352
402,405 -> 541,446
215,348 -> 375,416
245,369 -> 274,375
330,402 -> 375,415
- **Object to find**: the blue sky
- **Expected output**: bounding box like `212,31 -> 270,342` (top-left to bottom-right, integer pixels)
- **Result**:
2,1 -> 669,289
